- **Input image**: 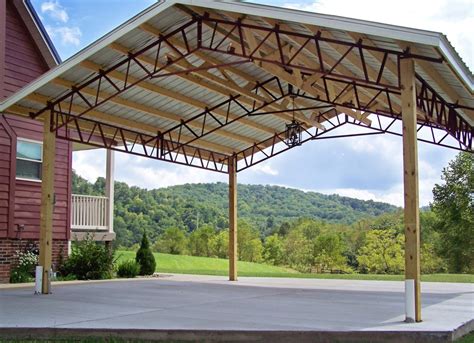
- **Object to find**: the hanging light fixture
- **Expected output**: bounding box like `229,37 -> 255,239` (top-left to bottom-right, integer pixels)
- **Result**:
285,93 -> 302,147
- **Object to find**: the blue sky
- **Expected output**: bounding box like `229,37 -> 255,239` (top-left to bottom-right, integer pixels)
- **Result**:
30,0 -> 473,206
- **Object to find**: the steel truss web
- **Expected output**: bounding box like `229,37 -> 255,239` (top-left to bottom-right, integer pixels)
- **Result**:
33,12 -> 473,174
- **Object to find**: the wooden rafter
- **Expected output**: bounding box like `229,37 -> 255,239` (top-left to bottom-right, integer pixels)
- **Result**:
107,42 -> 280,135
138,19 -> 316,128
190,7 -> 381,126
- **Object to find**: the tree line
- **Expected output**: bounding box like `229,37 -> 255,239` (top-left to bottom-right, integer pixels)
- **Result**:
72,171 -> 397,246
74,152 -> 473,274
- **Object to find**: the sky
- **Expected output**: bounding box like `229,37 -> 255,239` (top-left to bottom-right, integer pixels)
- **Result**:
30,0 -> 473,207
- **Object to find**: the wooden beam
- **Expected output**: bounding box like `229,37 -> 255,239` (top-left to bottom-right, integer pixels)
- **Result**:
138,21 -> 314,128
335,106 -> 372,126
38,113 -> 55,294
272,21 -> 395,113
401,58 -> 421,323
187,9 -> 356,127
111,43 -> 280,134
227,13 -> 396,121
140,22 -> 256,84
228,155 -> 238,281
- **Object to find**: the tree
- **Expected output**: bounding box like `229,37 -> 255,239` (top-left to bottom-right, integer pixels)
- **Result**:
237,221 -> 263,262
188,226 -> 215,257
263,234 -> 284,265
209,230 -> 229,259
72,172 -> 399,249
135,231 -> 156,275
283,228 -> 313,272
421,242 -> 447,274
313,232 -> 348,273
432,152 -> 474,273
357,229 -> 404,274
154,227 -> 187,255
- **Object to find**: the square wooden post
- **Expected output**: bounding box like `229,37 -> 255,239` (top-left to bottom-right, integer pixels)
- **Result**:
105,149 -> 115,234
38,113 -> 56,294
401,58 -> 421,322
228,155 -> 238,281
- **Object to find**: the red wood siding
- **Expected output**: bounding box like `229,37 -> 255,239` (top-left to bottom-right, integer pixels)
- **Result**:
3,115 -> 72,240
0,2 -> 6,100
0,117 -> 14,238
0,1 -> 71,243
2,1 -> 48,99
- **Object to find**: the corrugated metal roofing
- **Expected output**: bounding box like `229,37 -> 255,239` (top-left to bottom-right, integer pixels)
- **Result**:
0,0 -> 472,162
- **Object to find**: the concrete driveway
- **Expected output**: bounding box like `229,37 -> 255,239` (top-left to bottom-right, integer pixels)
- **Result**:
0,274 -> 473,342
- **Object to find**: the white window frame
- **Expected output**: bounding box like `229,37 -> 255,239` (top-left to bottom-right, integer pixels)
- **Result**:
16,138 -> 43,183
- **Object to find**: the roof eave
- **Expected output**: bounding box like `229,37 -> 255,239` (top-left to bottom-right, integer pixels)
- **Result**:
437,35 -> 473,93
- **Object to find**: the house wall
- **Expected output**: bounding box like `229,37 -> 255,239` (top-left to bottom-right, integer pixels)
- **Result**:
0,115 -> 72,282
0,1 -> 70,282
2,1 -> 49,98
3,115 -> 72,241
0,239 -> 68,282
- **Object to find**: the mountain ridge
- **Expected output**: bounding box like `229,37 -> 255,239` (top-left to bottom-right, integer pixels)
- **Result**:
73,171 -> 400,246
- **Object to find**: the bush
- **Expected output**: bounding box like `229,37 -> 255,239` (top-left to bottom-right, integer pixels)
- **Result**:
10,250 -> 38,283
117,260 -> 140,278
61,235 -> 115,280
136,231 -> 156,275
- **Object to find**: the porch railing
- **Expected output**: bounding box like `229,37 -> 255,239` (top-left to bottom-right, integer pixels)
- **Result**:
71,194 -> 109,230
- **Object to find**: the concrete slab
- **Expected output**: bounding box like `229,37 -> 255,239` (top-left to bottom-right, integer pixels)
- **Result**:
0,275 -> 473,342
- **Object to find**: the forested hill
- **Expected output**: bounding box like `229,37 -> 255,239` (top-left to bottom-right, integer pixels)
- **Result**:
72,171 -> 398,246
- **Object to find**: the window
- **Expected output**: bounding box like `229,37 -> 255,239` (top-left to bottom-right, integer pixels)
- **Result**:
16,139 -> 43,181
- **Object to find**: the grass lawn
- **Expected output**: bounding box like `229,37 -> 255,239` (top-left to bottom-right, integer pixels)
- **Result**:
116,251 -> 474,283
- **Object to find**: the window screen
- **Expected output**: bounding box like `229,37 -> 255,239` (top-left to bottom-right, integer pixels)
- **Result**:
16,139 -> 43,181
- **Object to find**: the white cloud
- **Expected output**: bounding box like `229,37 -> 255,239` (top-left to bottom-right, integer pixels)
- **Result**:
41,1 -> 69,23
41,1 -> 81,47
72,149 -> 104,182
249,162 -> 279,176
282,0 -> 473,69
45,25 -> 82,46
72,149 -> 226,191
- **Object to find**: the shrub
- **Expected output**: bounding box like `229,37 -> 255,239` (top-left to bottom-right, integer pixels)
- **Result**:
117,260 -> 140,278
10,250 -> 38,283
136,231 -> 156,275
61,235 -> 115,280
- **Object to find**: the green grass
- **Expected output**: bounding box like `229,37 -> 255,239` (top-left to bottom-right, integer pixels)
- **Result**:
117,250 -> 297,277
0,339 -> 188,343
456,332 -> 474,343
116,250 -> 474,283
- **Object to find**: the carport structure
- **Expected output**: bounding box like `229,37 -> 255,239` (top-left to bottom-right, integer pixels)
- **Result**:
0,0 -> 472,324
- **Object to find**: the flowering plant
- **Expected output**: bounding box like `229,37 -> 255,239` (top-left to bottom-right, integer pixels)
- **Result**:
15,250 -> 38,272
10,249 -> 38,283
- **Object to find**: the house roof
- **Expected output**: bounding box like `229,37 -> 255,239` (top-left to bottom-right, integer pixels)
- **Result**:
13,0 -> 61,67
0,0 -> 472,172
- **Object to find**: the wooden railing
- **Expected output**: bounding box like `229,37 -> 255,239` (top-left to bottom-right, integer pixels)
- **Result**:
71,194 -> 109,231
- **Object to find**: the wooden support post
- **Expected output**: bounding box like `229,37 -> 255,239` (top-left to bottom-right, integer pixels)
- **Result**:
38,113 -> 56,294
228,155 -> 238,281
401,58 -> 421,323
105,149 -> 115,234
